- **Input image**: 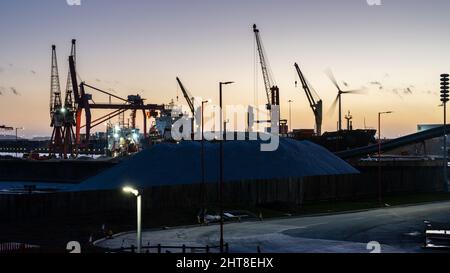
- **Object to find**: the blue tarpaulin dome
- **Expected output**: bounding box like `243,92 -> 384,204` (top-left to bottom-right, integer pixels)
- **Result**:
71,138 -> 358,192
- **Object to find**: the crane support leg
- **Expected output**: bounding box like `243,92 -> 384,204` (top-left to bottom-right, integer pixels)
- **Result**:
143,109 -> 147,139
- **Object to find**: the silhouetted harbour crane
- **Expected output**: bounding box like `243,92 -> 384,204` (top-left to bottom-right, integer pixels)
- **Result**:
253,24 -> 279,110
294,62 -> 323,135
49,44 -> 65,158
176,77 -> 195,117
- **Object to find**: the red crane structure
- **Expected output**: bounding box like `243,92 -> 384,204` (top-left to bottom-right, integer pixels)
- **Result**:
67,50 -> 164,147
48,41 -> 81,158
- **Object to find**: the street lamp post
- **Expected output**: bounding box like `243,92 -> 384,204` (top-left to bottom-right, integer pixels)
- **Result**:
123,186 -> 142,253
440,74 -> 449,192
15,127 -> 24,158
288,100 -> 293,132
378,111 -> 393,205
219,81 -> 234,253
201,100 -> 210,223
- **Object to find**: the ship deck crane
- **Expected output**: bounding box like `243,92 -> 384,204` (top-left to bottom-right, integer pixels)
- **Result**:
176,77 -> 195,116
294,62 -> 323,135
176,77 -> 197,138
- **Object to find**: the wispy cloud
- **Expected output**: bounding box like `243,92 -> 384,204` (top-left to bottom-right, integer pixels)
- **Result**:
10,87 -> 20,96
369,81 -> 383,90
369,79 -> 416,98
403,87 -> 413,95
422,90 -> 438,96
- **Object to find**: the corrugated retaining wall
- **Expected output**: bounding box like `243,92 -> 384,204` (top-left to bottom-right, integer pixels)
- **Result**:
0,160 -> 445,221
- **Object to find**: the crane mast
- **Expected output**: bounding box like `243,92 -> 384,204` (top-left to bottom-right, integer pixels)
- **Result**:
64,39 -> 76,110
253,24 -> 279,109
61,39 -> 78,157
50,45 -> 62,119
49,45 -> 65,158
294,62 -> 322,135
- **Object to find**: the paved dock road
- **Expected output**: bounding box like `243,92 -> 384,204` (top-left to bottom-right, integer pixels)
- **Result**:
96,201 -> 450,253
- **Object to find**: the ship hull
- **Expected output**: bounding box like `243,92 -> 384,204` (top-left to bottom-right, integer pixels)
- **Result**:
291,129 -> 377,152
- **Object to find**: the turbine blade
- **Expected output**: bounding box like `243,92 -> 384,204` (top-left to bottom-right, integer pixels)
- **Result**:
327,95 -> 339,117
325,68 -> 341,91
343,89 -> 366,94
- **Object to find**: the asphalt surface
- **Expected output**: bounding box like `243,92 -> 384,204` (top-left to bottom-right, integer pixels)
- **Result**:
96,201 -> 450,253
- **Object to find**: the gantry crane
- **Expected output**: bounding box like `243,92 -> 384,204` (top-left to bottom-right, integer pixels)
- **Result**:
48,41 -> 81,159
294,62 -> 323,135
68,54 -> 164,147
253,24 -> 280,110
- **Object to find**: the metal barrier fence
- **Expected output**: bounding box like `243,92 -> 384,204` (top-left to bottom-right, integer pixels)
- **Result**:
0,242 -> 39,253
109,243 -> 229,253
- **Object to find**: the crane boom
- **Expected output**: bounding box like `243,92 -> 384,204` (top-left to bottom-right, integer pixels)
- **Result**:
176,77 -> 195,116
253,24 -> 279,109
294,62 -> 323,135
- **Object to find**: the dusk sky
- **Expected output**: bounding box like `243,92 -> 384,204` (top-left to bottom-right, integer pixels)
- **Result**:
1,0 -> 450,138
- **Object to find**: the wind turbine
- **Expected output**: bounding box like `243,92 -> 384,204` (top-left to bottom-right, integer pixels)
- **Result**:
326,69 -> 364,131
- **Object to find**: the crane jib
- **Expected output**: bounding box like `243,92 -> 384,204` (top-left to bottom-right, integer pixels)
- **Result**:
294,62 -> 323,136
253,24 -> 279,107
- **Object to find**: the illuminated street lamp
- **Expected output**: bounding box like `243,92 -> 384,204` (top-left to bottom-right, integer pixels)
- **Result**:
201,99 -> 210,223
15,127 -> 24,158
288,100 -> 293,132
219,81 -> 234,253
378,111 -> 393,205
123,186 -> 142,253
